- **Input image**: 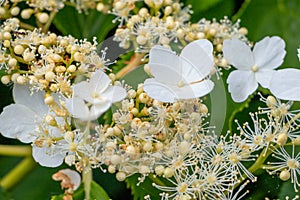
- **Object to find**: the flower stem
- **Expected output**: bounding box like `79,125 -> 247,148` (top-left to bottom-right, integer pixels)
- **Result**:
0,156 -> 36,190
0,145 -> 32,157
83,169 -> 92,200
42,11 -> 57,33
248,147 -> 273,174
115,53 -> 145,79
232,0 -> 252,22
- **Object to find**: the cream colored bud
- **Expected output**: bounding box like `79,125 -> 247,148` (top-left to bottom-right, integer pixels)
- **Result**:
116,171 -> 126,181
73,52 -> 84,62
199,103 -> 208,114
67,64 -> 76,73
8,58 -> 17,67
139,165 -> 150,174
164,167 -> 174,178
38,45 -> 47,54
239,27 -> 248,35
45,114 -> 57,126
208,28 -> 217,37
110,155 -> 121,165
155,165 -> 164,176
114,1 -> 126,10
14,45 -> 25,55
3,32 -> 11,40
266,95 -> 277,108
138,8 -> 148,17
293,137 -> 300,145
10,7 -> 20,16
139,92 -> 149,103
45,71 -> 55,81
1,75 -> 11,84
136,35 -> 147,45
55,65 -> 66,73
277,133 -> 288,146
113,126 -> 122,136
126,145 -> 136,154
279,170 -> 290,181
179,141 -> 190,156
3,40 -> 10,48
154,142 -> 163,151
109,73 -> 116,81
130,108 -> 139,116
21,9 -> 33,19
52,54 -> 62,62
127,89 -> 136,98
108,165 -> 116,174
44,95 -> 55,105
164,6 -> 172,16
0,7 -> 6,16
197,32 -> 206,39
11,73 -> 20,82
37,12 -> 49,24
16,76 -> 27,85
96,3 -> 105,11
50,84 -> 58,92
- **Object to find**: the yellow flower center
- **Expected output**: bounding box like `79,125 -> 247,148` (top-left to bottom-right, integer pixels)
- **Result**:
251,65 -> 259,72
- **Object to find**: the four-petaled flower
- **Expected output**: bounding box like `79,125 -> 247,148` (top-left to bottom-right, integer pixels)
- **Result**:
143,39 -> 215,103
222,36 -> 286,102
66,70 -> 126,121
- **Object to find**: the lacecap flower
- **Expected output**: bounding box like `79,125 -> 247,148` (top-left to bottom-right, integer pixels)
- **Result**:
143,39 -> 215,103
222,36 -> 286,102
66,70 -> 126,121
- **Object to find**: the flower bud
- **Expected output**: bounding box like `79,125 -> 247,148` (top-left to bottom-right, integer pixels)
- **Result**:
116,171 -> 126,181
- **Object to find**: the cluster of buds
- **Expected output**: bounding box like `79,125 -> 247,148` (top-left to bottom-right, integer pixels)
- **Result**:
0,18 -> 108,96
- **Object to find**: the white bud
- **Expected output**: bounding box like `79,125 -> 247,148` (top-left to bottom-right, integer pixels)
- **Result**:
96,3 -> 105,11
139,165 -> 150,174
108,165 -> 116,174
3,32 -> 11,40
67,64 -> 76,73
8,58 -> 17,67
116,171 -> 126,181
10,7 -> 20,16
11,73 -> 20,82
14,45 -> 25,55
21,9 -> 33,19
136,35 -> 147,45
16,76 -> 27,85
1,75 -> 10,84
279,170 -> 290,181
110,155 -> 121,165
37,12 -> 49,24
164,167 -> 174,178
155,165 -> 164,176
44,95 -> 55,105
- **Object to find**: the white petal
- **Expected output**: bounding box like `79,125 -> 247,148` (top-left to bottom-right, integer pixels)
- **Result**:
0,104 -> 38,143
222,38 -> 254,70
189,80 -> 215,98
253,36 -> 286,69
269,69 -> 300,101
143,78 -> 179,103
89,101 -> 112,121
73,82 -> 94,103
227,70 -> 258,102
13,84 -> 48,116
255,69 -> 275,88
90,70 -> 111,94
32,146 -> 65,167
101,86 -> 126,103
180,39 -> 214,80
149,46 -> 182,85
66,97 -> 90,121
58,169 -> 81,190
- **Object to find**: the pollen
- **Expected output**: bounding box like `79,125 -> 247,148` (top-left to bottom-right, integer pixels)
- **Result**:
251,65 -> 259,72
177,80 -> 185,87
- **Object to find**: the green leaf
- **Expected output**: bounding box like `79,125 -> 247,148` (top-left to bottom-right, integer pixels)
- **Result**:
51,181 -> 110,200
126,174 -> 163,200
53,6 -> 117,41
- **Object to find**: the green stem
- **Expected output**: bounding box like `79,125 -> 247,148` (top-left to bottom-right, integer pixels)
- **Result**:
0,157 -> 36,190
83,169 -> 92,200
0,145 -> 32,157
248,147 -> 273,174
232,0 -> 252,22
42,11 -> 57,33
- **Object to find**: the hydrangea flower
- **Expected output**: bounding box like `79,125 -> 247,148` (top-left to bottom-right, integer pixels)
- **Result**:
143,39 -> 215,103
222,36 -> 286,102
66,70 -> 126,121
0,84 -> 66,167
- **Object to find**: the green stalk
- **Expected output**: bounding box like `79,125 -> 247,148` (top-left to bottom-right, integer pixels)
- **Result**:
0,145 -> 32,157
83,169 -> 92,200
0,157 -> 36,190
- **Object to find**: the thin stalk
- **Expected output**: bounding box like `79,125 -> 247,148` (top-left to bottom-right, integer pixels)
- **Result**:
0,157 -> 36,190
42,11 -> 57,33
83,169 -> 92,200
115,53 -> 145,79
0,145 -> 32,156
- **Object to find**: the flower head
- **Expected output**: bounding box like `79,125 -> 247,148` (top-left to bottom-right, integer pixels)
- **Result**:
66,70 -> 126,121
223,36 -> 286,102
143,39 -> 215,103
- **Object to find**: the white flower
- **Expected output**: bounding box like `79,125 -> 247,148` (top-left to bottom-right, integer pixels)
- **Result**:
0,84 -> 66,167
66,70 -> 126,121
143,39 -> 215,103
52,169 -> 81,191
269,68 -> 300,101
222,36 -> 286,102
